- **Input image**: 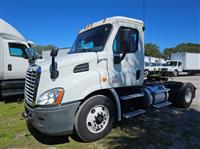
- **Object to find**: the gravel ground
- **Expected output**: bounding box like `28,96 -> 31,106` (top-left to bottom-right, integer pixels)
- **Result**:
103,75 -> 200,149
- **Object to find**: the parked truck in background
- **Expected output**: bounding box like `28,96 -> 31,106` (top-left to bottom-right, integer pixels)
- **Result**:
161,52 -> 200,76
144,56 -> 166,75
23,16 -> 196,143
144,62 -> 164,75
0,19 -> 38,98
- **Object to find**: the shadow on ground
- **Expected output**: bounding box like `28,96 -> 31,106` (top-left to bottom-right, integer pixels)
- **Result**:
103,107 -> 200,149
30,106 -> 200,148
27,121 -> 70,145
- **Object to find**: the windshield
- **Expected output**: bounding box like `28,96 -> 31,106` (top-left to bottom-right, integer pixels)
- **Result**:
166,61 -> 177,66
145,62 -> 150,66
70,24 -> 112,54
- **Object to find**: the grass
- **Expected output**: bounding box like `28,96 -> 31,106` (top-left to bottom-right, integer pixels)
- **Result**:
0,101 -> 98,149
1,100 -> 200,149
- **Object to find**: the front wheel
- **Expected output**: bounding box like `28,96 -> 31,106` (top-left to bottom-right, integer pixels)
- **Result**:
144,69 -> 150,76
173,70 -> 178,77
73,95 -> 116,142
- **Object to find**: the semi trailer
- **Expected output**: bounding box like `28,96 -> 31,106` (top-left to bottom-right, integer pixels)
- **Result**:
0,19 -> 39,98
23,16 -> 196,143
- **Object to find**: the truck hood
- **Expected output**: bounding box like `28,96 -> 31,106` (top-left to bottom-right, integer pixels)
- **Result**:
37,52 -> 97,72
162,66 -> 176,69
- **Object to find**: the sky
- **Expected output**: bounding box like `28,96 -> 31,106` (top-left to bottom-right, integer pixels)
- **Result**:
1,0 -> 199,52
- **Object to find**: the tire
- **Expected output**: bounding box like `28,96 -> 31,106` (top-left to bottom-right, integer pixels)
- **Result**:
173,70 -> 178,77
73,95 -> 116,142
167,82 -> 196,108
175,83 -> 195,108
144,69 -> 150,76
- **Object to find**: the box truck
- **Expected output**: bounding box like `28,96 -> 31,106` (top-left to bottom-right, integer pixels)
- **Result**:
0,19 -> 38,98
23,16 -> 196,142
161,52 -> 200,76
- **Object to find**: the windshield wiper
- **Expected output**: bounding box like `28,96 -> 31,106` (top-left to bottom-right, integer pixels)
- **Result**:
70,46 -> 102,54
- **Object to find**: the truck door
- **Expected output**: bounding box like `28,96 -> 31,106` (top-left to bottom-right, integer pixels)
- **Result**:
108,23 -> 144,87
5,42 -> 29,79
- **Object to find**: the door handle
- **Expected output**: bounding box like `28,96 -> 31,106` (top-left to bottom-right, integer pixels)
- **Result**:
8,64 -> 12,71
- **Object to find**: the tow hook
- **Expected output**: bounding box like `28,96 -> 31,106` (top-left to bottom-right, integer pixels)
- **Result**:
22,111 -> 30,120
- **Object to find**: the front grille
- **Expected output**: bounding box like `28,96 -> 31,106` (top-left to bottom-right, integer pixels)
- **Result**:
25,65 -> 41,106
161,68 -> 168,71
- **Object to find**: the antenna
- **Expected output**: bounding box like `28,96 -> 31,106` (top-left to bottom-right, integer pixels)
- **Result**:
142,0 -> 146,31
143,0 -> 146,23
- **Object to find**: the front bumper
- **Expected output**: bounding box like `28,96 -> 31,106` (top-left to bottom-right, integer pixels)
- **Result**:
24,101 -> 81,136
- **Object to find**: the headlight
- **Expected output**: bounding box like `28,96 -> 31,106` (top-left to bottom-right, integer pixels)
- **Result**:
37,88 -> 64,105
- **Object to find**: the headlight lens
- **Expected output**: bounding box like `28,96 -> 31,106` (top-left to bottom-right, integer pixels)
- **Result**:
37,88 -> 64,105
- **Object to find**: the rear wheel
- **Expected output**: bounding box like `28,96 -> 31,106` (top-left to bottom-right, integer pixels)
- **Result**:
167,82 -> 195,108
175,83 -> 195,108
73,95 -> 116,142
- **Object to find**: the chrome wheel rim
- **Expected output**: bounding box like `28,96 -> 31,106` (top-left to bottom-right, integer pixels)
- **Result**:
86,105 -> 109,134
185,88 -> 192,103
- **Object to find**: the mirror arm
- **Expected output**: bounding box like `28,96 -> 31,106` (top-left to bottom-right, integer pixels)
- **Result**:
120,51 -> 127,61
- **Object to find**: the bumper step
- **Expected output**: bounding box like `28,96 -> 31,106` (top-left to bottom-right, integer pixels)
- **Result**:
122,109 -> 146,119
153,101 -> 172,109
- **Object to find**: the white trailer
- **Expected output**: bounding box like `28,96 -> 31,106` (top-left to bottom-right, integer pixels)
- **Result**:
0,19 -> 38,98
23,16 -> 196,143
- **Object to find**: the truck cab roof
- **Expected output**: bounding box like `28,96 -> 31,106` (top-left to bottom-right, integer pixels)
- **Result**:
0,19 -> 26,42
79,16 -> 144,34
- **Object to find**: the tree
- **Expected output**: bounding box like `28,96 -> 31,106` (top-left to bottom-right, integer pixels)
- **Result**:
145,43 -> 161,58
32,44 -> 55,55
163,43 -> 200,59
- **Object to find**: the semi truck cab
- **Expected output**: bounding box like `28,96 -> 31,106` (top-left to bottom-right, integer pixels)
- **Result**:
24,16 -> 196,142
161,60 -> 183,77
0,19 -> 38,98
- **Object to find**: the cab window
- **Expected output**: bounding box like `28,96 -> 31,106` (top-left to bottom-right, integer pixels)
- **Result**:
9,43 -> 28,58
178,62 -> 182,66
113,27 -> 139,54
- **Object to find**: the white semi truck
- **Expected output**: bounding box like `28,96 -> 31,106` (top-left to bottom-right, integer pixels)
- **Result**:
23,17 -> 196,143
161,52 -> 200,76
0,19 -> 38,98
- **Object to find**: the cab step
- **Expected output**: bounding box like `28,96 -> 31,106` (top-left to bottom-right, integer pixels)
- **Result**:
120,93 -> 144,101
122,109 -> 146,119
153,101 -> 172,109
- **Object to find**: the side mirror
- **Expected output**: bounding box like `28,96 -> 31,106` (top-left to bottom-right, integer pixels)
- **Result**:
119,28 -> 132,54
114,28 -> 132,64
50,47 -> 59,79
28,48 -> 36,65
50,47 -> 59,57
114,55 -> 121,64
22,53 -> 28,59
